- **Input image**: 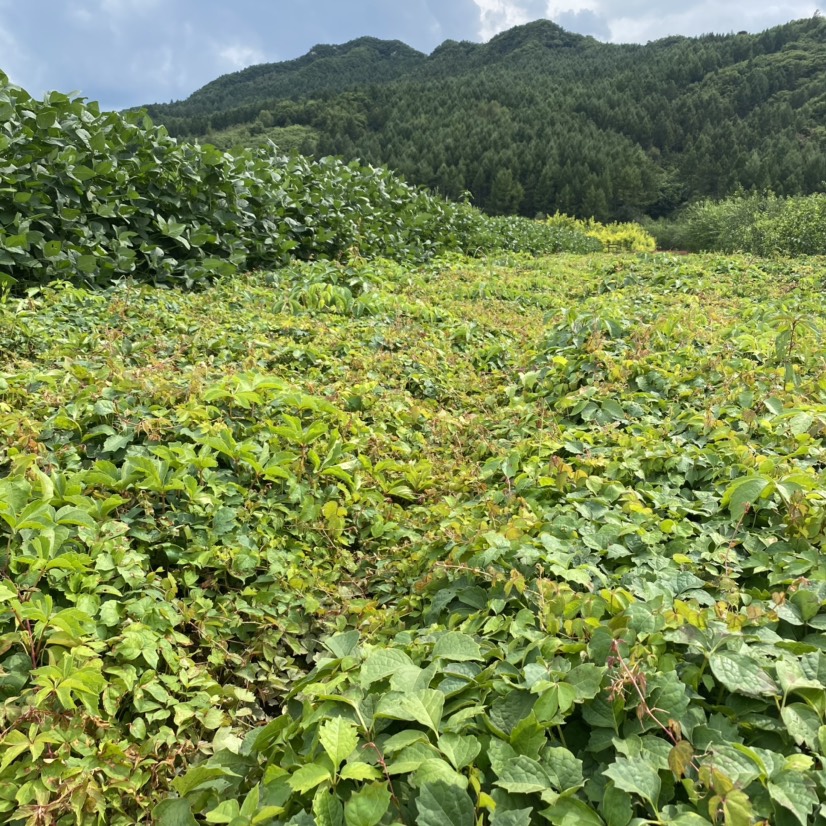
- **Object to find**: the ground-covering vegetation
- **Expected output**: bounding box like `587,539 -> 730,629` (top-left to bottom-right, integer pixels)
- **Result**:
144,17 -> 826,220
4,57 -> 826,826
4,249 -> 826,825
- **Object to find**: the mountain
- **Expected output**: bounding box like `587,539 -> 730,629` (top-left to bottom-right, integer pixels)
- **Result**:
175,37 -> 427,112
142,17 -> 826,220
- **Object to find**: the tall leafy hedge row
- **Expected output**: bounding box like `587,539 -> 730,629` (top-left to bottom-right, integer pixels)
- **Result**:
0,72 -> 597,289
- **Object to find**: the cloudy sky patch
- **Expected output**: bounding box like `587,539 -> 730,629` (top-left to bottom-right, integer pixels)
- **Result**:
0,1 -> 817,109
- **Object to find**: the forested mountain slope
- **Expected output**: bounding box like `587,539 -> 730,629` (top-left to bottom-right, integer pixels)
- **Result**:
143,17 -> 826,220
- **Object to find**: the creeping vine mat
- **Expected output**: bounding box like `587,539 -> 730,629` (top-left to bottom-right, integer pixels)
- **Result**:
3,252 -> 826,824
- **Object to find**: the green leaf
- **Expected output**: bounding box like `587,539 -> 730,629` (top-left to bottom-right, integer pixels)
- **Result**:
489,690 -> 535,735
564,664 -> 606,701
103,433 -> 133,453
765,397 -> 785,415
324,631 -> 361,659
77,254 -> 98,274
387,743 -> 441,775
494,754 -> 553,794
412,759 -> 468,790
542,747 -> 583,791
432,632 -> 482,662
340,763 -> 383,782
789,589 -> 820,623
0,580 -> 18,602
603,757 -> 661,807
490,808 -> 532,826
781,703 -> 820,750
173,765 -> 236,797
205,800 -> 241,823
153,799 -> 198,826
0,731 -> 30,771
54,506 -> 97,528
288,762 -> 333,794
601,782 -> 632,826
510,714 -> 545,759
709,652 -> 778,697
314,788 -> 345,826
344,782 -> 391,826
438,734 -> 481,771
383,730 -> 430,753
665,814 -> 714,825
542,798 -> 605,826
319,718 -> 359,770
768,773 -> 819,826
43,239 -> 62,258
0,479 -> 31,515
721,476 -> 771,517
415,782 -> 475,826
776,657 -> 823,694
361,649 -> 417,687
709,789 -> 752,826
376,690 -> 444,732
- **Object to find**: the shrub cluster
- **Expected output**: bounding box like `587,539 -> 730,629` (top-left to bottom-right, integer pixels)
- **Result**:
0,73 -> 603,290
546,212 -> 657,252
647,192 -> 826,255
468,214 -> 602,255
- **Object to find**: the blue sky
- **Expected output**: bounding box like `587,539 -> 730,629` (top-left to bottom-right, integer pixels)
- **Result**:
0,1 -> 818,110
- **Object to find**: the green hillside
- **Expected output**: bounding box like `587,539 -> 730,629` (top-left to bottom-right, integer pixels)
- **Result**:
144,17 -> 826,220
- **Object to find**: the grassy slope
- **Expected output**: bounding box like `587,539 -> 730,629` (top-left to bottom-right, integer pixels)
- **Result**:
3,252 -> 826,822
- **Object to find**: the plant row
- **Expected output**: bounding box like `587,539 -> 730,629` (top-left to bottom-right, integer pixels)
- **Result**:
0,73 -> 606,291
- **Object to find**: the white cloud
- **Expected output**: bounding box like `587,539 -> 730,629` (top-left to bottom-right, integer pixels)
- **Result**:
473,0 -> 543,39
471,0 -> 820,43
217,43 -> 267,71
546,0 -> 820,42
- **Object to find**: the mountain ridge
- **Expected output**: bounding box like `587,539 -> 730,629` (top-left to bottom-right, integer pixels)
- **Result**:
143,16 -> 826,220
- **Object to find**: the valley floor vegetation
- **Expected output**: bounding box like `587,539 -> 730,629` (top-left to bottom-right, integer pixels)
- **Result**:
4,71 -> 826,826
4,251 -> 826,825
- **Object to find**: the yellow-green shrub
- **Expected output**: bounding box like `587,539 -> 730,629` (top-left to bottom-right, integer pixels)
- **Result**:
546,212 -> 656,252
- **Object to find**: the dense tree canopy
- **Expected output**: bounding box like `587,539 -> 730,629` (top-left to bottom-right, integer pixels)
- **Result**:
143,17 -> 826,220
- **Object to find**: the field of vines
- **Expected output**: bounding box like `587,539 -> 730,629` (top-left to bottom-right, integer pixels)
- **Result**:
5,68 -> 826,826
4,249 -> 826,825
